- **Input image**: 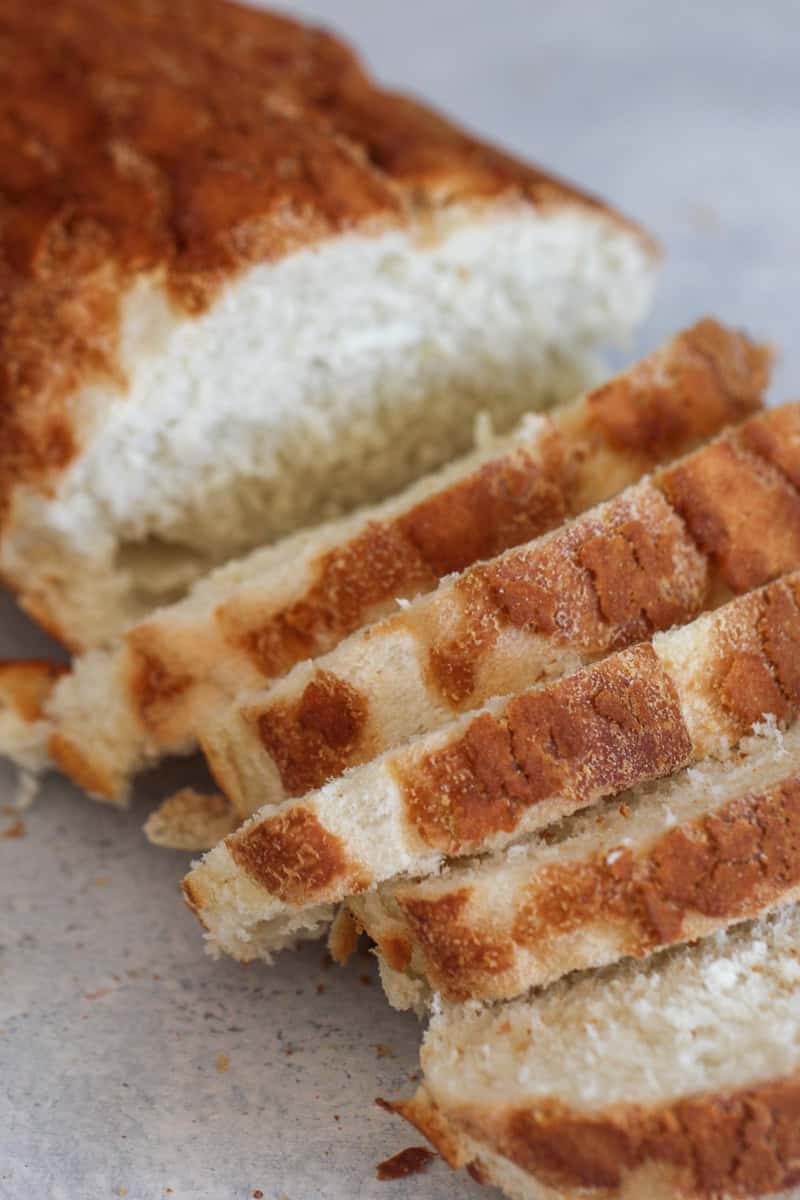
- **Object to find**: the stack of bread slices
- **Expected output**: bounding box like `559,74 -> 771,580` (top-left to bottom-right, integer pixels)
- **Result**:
3,3 -> 800,1198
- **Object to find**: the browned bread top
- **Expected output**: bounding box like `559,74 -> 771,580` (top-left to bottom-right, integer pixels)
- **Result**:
0,0 -> 649,525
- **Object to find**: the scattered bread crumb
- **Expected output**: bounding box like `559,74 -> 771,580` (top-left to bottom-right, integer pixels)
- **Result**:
215,1052 -> 230,1074
375,1044 -> 394,1059
1,817 -> 25,838
376,1147 -> 436,1180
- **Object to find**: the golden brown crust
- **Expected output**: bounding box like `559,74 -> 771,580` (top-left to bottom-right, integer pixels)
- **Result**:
228,806 -> 367,905
398,887 -> 516,993
446,1077 -> 800,1196
511,775 -> 800,971
48,730 -> 117,799
127,642 -> 194,735
0,659 -> 66,721
0,0 -> 645,528
424,485 -> 707,707
252,670 -> 369,796
711,576 -> 800,741
739,402 -> 800,490
586,318 -> 770,458
395,644 -> 692,855
658,407 -> 800,594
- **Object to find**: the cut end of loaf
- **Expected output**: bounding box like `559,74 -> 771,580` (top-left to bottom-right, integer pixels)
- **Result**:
3,204 -> 655,651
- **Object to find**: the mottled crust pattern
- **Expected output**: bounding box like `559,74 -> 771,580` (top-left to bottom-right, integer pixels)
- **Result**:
246,484 -> 707,800
362,769 -> 800,1003
396,1076 -> 800,1197
7,323 -> 767,814
0,0 -> 652,528
394,644 -> 691,856
228,402 -> 800,810
122,320 -> 764,740
183,573 -> 800,960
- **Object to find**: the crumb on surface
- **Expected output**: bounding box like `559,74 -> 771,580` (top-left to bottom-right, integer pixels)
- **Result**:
1,817 -> 25,838
359,973 -> 373,986
375,1043 -> 394,1059
215,1052 -> 230,1073
376,1147 -> 436,1181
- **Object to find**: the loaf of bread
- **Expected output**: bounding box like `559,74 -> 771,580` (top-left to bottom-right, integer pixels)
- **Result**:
0,321 -> 764,810
200,401 -> 800,821
0,0 -> 656,651
391,903 -> 800,1199
183,573 -> 800,962
348,717 -> 800,1010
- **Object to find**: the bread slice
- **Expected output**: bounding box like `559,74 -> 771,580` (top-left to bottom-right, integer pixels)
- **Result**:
182,573 -> 800,962
0,0 -> 656,652
392,903 -> 800,1199
350,718 -> 800,1010
1,322 -> 764,810
201,401 -> 800,821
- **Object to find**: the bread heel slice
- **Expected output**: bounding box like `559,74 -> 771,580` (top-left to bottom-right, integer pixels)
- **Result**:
393,903 -> 800,1200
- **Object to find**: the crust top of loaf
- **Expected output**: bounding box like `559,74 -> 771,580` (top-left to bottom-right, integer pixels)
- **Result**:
0,0 -> 650,525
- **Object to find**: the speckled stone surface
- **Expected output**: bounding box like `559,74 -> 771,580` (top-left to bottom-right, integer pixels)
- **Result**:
1,3 -> 798,1198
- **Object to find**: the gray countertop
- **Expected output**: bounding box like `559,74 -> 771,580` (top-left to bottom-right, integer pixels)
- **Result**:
2,3 -> 799,1198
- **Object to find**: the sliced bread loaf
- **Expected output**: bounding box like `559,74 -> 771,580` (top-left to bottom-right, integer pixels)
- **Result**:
349,718 -> 800,1009
0,0 -> 656,651
200,401 -> 800,820
1,321 -> 764,808
183,573 -> 800,962
392,904 -> 800,1199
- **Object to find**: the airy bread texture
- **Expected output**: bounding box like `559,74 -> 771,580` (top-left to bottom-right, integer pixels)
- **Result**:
0,0 -> 656,651
183,573 -> 800,963
0,321 -> 764,811
350,718 -> 800,1010
201,400 -> 800,820
395,904 -> 800,1199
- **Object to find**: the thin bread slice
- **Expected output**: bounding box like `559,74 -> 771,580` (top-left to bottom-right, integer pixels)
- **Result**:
350,718 -> 800,1010
0,322 -> 765,809
392,904 -> 800,1200
201,401 -> 800,821
183,573 -> 800,962
0,0 -> 656,652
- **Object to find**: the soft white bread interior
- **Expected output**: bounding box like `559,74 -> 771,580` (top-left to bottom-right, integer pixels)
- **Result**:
200,401 -> 800,820
0,0 -> 657,652
394,904 -> 800,1199
2,320 -> 766,812
182,573 -> 800,963
351,717 -> 800,1011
